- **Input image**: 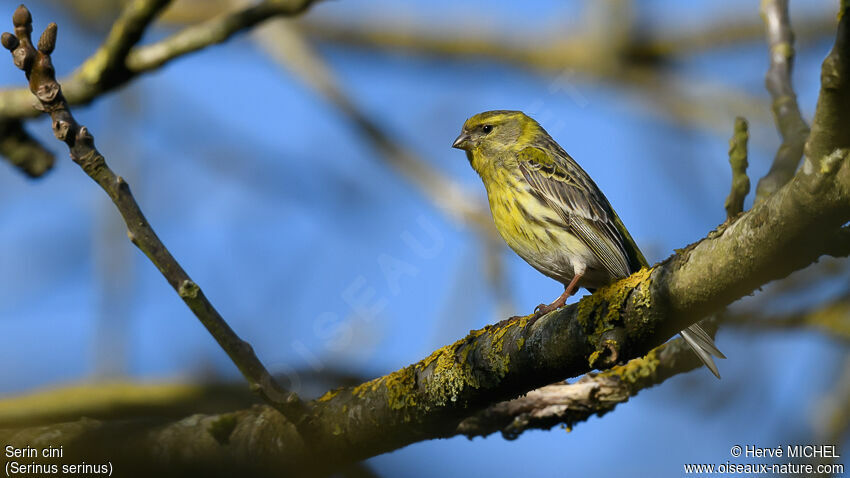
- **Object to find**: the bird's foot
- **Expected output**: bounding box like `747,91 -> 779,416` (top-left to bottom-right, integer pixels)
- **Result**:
497,300 -> 565,329
533,302 -> 559,316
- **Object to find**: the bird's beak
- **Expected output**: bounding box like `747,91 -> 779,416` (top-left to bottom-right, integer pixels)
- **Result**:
452,132 -> 472,150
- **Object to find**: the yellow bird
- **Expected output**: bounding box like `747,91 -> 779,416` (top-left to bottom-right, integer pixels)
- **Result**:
453,110 -> 725,378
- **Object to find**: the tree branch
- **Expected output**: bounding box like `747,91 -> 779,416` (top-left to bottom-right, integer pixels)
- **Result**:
456,336 -> 703,439
1,4 -> 305,422
755,0 -> 811,203
805,0 -> 850,169
725,116 -> 750,218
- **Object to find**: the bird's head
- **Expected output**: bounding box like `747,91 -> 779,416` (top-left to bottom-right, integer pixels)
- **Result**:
452,110 -> 541,174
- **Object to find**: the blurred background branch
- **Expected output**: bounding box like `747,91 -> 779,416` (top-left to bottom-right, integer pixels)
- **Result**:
290,9 -> 835,133
0,117 -> 52,175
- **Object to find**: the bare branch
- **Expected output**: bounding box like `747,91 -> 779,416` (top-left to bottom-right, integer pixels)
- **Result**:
1,5 -> 305,422
755,0 -> 811,203
725,116 -> 750,218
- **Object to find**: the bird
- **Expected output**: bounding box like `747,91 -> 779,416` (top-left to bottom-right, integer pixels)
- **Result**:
452,110 -> 725,378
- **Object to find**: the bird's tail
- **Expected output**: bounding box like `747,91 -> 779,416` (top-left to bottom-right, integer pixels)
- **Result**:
679,323 -> 726,379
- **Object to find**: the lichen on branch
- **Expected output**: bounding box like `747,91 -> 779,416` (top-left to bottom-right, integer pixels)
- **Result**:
725,116 -> 750,218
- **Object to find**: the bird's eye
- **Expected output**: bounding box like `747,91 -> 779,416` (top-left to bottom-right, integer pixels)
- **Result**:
482,125 -> 493,134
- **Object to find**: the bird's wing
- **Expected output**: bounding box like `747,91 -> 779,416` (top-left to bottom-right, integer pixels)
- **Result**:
609,206 -> 649,269
516,145 -> 639,277
518,146 -> 724,377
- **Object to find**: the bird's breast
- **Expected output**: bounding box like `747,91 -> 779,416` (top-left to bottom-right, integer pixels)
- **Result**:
484,172 -> 597,285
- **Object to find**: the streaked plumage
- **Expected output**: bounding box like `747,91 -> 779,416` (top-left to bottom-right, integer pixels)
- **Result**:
453,110 -> 725,378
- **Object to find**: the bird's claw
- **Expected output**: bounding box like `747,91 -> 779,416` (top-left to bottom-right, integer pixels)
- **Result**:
533,303 -> 552,315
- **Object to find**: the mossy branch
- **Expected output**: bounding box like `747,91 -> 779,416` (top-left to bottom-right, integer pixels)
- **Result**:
456,335 -> 705,438
725,116 -> 750,218
1,4 -> 305,422
755,0 -> 810,203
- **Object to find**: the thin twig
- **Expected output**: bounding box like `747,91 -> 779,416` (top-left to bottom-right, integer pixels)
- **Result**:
1,5 -> 306,422
725,116 -> 750,219
755,0 -> 810,203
